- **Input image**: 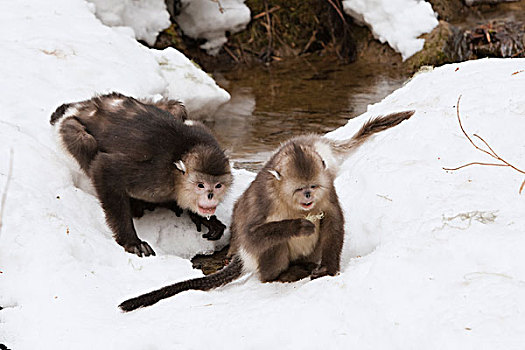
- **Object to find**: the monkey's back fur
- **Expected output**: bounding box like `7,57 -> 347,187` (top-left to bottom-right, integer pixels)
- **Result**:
51,92 -> 231,257
51,93 -> 225,177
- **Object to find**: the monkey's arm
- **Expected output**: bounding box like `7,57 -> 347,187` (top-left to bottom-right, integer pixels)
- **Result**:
247,219 -> 315,251
188,212 -> 226,240
91,155 -> 155,257
311,206 -> 344,279
129,198 -> 158,218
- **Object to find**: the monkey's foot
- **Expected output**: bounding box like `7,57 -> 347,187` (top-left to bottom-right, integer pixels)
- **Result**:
310,266 -> 336,280
124,241 -> 156,257
188,212 -> 226,241
277,263 -> 317,282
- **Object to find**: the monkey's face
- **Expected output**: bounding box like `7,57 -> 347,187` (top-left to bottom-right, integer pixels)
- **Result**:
290,182 -> 325,211
174,146 -> 232,217
175,162 -> 232,217
190,174 -> 229,217
268,144 -> 330,213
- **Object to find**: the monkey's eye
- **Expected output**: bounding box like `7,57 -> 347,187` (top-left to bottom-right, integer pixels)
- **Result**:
215,184 -> 222,189
197,183 -> 205,189
311,185 -> 318,189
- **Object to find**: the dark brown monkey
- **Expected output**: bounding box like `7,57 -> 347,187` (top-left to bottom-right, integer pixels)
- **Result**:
50,92 -> 233,257
119,110 -> 414,311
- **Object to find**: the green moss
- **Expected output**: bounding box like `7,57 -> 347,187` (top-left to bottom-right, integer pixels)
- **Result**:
405,21 -> 456,71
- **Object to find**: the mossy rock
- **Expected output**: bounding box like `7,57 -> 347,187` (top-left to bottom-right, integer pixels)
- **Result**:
405,21 -> 458,71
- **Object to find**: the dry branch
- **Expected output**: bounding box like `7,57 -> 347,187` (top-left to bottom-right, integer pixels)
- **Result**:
253,6 -> 280,20
443,95 -> 525,193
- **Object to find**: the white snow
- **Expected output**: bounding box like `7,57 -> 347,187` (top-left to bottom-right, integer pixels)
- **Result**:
176,0 -> 251,55
343,0 -> 439,60
2,0 -> 525,349
0,0 -> 229,119
86,0 -> 171,46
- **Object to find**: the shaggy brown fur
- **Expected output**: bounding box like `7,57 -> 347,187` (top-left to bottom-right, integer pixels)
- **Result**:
51,92 -> 232,257
118,110 -> 414,311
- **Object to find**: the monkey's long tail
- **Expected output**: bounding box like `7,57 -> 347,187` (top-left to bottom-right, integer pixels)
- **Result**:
331,110 -> 415,156
119,256 -> 244,312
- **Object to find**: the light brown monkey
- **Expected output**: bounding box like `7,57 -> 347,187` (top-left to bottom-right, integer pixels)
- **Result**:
119,110 -> 414,311
51,92 -> 232,257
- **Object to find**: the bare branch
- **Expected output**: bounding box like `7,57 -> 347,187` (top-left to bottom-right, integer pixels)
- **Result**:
325,0 -> 347,25
443,162 -> 508,171
0,149 -> 14,237
472,134 -> 525,175
210,0 -> 224,14
445,95 -> 525,193
455,95 -> 495,159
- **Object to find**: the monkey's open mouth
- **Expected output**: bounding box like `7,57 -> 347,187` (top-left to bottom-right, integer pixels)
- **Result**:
301,202 -> 314,209
198,206 -> 216,215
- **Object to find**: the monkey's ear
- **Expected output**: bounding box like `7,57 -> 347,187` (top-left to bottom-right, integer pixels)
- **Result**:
267,169 -> 281,181
174,160 -> 187,174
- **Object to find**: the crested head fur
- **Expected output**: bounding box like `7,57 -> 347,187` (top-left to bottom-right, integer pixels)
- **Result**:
265,140 -> 331,214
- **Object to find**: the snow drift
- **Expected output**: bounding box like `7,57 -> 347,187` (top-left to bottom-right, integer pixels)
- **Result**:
343,0 -> 439,60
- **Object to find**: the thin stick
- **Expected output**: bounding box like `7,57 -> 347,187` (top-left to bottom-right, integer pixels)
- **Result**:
264,0 -> 273,61
445,95 -> 525,193
253,6 -> 280,20
455,95 -> 495,159
210,0 -> 224,14
443,162 -> 508,171
325,0 -> 347,25
0,149 -> 14,237
223,45 -> 239,62
473,134 -> 525,174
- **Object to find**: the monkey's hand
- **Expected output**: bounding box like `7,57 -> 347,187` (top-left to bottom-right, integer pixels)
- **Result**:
124,240 -> 156,257
293,219 -> 316,237
188,212 -> 226,241
165,201 -> 183,217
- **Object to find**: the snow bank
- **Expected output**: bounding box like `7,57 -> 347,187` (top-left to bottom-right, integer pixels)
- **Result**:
343,0 -> 438,60
176,0 -> 251,54
86,0 -> 171,46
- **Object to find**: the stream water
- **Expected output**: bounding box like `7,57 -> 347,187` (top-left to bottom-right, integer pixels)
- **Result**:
206,56 -> 409,171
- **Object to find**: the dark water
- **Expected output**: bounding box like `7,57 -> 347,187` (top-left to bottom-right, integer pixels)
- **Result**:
451,2 -> 525,28
206,56 -> 408,171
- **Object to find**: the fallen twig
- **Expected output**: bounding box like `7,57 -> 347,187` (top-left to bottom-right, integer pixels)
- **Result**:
210,0 -> 224,14
253,6 -> 280,20
325,0 -> 347,25
443,95 -> 525,193
262,0 -> 273,62
0,149 -> 14,237
223,45 -> 239,62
